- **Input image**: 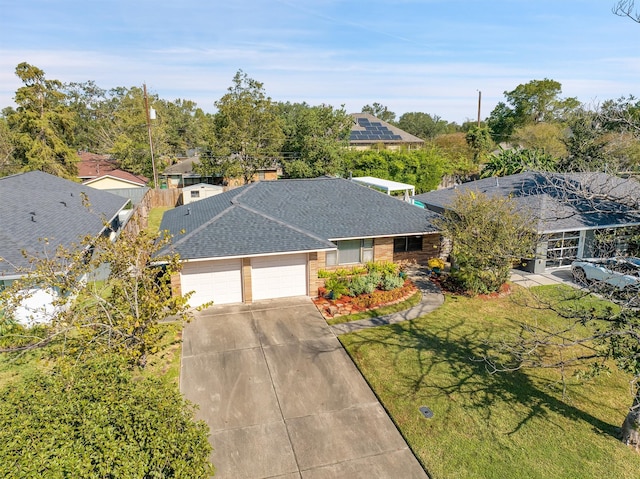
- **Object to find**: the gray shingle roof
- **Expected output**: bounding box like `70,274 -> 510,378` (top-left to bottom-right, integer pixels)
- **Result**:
413,172 -> 640,233
0,171 -> 128,276
160,177 -> 440,260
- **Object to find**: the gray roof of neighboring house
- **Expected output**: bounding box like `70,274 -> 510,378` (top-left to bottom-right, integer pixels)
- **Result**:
160,176 -> 440,260
0,171 -> 129,276
349,113 -> 424,145
413,172 -> 640,233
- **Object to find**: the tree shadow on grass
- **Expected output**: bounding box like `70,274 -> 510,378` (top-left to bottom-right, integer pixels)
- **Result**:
341,314 -> 621,440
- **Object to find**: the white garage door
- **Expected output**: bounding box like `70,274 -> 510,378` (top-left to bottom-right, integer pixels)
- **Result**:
251,254 -> 307,301
181,259 -> 243,307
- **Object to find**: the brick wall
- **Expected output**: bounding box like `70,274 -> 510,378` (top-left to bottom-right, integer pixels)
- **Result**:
393,233 -> 441,265
242,258 -> 252,303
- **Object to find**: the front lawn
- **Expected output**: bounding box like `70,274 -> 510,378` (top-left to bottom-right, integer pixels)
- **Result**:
340,285 -> 640,479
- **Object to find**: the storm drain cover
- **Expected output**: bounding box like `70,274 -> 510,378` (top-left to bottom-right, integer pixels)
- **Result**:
419,406 -> 434,419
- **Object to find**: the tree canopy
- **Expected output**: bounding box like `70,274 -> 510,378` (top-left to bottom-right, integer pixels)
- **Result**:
436,191 -> 536,294
488,79 -> 579,142
0,355 -> 213,478
198,70 -> 284,184
6,63 -> 78,178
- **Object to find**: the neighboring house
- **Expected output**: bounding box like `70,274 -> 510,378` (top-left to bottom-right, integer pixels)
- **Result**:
181,183 -> 224,205
78,151 -> 149,205
161,155 -> 279,189
159,176 -> 441,307
0,171 -> 130,324
349,113 -> 424,150
413,172 -> 640,273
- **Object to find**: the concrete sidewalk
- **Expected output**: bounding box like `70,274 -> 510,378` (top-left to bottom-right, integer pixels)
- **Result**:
181,298 -> 428,479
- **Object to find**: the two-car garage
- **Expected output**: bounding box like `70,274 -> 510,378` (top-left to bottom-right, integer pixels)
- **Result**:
180,253 -> 308,307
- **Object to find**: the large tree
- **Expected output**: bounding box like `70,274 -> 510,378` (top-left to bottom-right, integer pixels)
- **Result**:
6,63 -> 78,178
488,79 -> 580,142
277,101 -> 352,178
199,70 -> 285,184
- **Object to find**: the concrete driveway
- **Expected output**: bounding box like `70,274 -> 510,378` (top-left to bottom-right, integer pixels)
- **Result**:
180,297 -> 428,479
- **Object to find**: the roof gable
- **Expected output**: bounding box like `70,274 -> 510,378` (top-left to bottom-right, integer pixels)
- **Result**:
0,171 -> 128,275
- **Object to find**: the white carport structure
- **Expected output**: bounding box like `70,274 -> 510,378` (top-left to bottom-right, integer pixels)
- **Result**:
351,176 -> 415,202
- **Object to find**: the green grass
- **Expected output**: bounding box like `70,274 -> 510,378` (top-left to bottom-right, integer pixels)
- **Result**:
340,284 -> 640,479
147,206 -> 171,235
326,290 -> 423,325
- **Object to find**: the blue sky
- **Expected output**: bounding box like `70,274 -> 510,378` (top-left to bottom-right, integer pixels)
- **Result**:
1,0 -> 639,123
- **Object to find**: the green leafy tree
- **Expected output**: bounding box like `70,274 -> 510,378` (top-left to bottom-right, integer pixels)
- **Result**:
436,191 -> 536,294
511,122 -> 568,159
342,148 -> 448,193
199,70 -> 284,184
0,116 -> 18,176
465,125 -> 494,163
6,63 -> 78,178
1,229 -> 193,367
0,355 -> 214,478
432,132 -> 479,179
488,79 -> 579,142
397,112 -> 454,140
109,86 -> 168,178
361,102 -> 396,123
481,146 -> 558,178
278,102 -> 352,178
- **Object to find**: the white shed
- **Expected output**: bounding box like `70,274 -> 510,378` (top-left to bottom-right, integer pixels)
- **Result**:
182,183 -> 224,204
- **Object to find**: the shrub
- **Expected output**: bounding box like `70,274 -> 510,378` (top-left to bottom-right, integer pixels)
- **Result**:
381,273 -> 405,291
325,276 -> 350,300
0,355 -> 214,478
365,261 -> 399,276
427,257 -> 445,270
349,273 -> 378,296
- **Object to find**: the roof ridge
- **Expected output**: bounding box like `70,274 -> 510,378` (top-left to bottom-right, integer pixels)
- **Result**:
236,202 -> 335,246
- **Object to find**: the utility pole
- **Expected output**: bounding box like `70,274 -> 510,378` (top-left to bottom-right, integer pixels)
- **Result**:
477,90 -> 482,126
143,83 -> 158,189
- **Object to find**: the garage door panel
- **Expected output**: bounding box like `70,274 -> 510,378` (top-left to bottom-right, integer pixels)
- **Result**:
252,254 -> 307,301
181,259 -> 242,307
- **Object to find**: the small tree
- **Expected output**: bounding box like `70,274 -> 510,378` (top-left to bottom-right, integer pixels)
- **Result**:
436,191 -> 536,294
0,228 -> 192,367
0,355 -> 214,478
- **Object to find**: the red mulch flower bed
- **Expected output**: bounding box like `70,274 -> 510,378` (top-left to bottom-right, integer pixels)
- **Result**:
313,279 -> 417,319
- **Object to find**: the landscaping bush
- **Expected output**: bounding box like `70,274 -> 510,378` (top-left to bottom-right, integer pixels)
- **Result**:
381,273 -> 405,291
0,355 -> 214,478
324,276 -> 350,299
366,261 -> 399,276
349,273 -> 379,296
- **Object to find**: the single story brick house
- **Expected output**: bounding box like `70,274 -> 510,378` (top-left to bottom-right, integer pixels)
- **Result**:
159,176 -> 441,307
413,171 -> 640,273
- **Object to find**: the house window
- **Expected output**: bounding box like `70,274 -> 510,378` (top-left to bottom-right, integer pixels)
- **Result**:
394,236 -> 423,253
326,239 -> 375,266
190,190 -> 200,198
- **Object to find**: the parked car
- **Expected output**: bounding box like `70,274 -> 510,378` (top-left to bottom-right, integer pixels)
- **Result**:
571,257 -> 640,294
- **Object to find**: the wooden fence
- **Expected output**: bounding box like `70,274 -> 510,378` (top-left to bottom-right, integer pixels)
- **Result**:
122,188 -> 181,236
